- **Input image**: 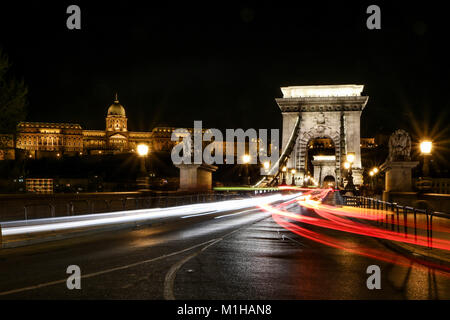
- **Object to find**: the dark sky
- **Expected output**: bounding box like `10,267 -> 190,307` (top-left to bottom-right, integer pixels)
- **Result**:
0,1 -> 449,141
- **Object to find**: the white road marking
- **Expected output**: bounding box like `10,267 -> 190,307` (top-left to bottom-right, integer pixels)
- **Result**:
181,211 -> 217,219
214,208 -> 260,219
162,216 -> 269,300
163,239 -> 221,300
0,238 -> 219,296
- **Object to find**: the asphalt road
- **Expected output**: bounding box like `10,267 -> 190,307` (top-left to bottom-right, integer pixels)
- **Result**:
0,200 -> 449,299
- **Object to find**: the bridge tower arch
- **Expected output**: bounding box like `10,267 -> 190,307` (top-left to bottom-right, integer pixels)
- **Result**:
277,85 -> 369,187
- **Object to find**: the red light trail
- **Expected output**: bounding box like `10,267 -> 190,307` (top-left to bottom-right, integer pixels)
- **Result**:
260,188 -> 450,275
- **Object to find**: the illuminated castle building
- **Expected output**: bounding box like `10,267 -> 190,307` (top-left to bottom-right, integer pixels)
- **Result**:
0,94 -> 177,160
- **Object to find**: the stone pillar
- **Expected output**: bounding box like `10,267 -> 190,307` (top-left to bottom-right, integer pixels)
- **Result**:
176,163 -> 218,191
381,161 -> 419,200
344,111 -> 363,185
282,112 -> 298,168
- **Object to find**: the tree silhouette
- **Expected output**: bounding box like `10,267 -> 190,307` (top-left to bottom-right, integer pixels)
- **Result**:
0,48 -> 27,133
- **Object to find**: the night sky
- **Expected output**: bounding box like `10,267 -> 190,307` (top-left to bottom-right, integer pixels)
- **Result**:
0,1 -> 449,142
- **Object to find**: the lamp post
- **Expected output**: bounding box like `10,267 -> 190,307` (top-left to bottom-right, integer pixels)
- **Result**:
417,140 -> 432,192
242,154 -> 251,185
291,169 -> 296,185
344,152 -> 355,193
281,166 -> 287,185
136,143 -> 150,190
262,161 -> 270,184
420,141 -> 432,177
369,167 -> 378,194
303,174 -> 310,187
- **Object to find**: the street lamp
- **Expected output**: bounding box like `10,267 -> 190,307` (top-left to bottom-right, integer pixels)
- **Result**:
420,141 -> 432,155
137,143 -> 149,156
242,154 -> 251,185
281,166 -> 287,185
136,143 -> 150,190
303,174 -> 310,187
344,152 -> 355,193
137,143 -> 149,173
346,152 -> 355,164
291,169 -> 296,185
369,167 -> 378,193
420,140 -> 432,178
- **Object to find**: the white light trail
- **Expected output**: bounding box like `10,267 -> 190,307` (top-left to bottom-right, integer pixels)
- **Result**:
1,192 -> 301,237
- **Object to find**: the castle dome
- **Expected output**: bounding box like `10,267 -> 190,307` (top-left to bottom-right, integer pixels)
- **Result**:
107,93 -> 126,117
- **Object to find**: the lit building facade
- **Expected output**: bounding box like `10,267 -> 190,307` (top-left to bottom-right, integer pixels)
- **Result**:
0,95 -> 171,160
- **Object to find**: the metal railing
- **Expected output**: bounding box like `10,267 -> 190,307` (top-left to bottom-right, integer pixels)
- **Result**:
343,196 -> 450,249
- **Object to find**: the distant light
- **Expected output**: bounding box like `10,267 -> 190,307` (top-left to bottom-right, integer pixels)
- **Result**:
369,171 -> 374,176
263,161 -> 270,170
281,85 -> 364,98
291,169 -> 296,174
242,154 -> 251,164
373,167 -> 379,174
137,144 -> 149,156
282,166 -> 287,172
344,162 -> 350,169
313,155 -> 335,161
420,141 -> 432,154
346,152 -> 355,164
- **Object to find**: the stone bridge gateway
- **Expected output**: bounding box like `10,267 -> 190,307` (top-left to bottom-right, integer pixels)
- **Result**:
277,84 -> 369,187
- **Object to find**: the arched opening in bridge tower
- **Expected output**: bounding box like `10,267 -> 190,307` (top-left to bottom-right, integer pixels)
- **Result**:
323,175 -> 336,188
306,137 -> 336,187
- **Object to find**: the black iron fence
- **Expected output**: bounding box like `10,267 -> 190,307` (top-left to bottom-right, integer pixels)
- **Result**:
343,196 -> 450,249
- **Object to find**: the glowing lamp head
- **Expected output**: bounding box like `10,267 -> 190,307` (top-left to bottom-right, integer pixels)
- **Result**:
346,152 -> 355,164
344,162 -> 350,169
373,167 -> 379,174
263,161 -> 270,170
242,154 -> 251,164
282,166 -> 287,172
369,171 -> 374,176
420,141 -> 432,154
137,144 -> 149,156
291,169 -> 296,174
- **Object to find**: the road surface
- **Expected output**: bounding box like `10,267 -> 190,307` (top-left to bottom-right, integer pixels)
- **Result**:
0,193 -> 449,299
